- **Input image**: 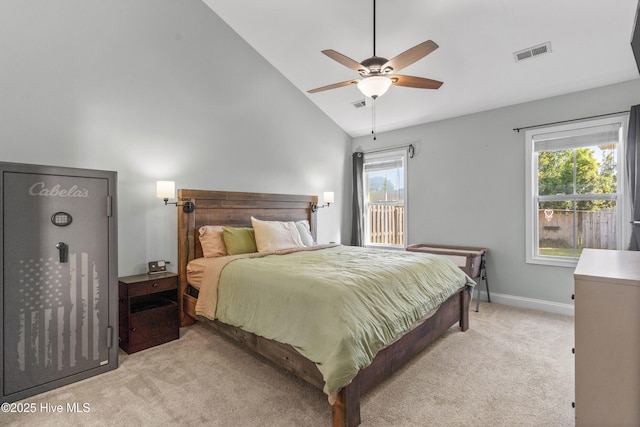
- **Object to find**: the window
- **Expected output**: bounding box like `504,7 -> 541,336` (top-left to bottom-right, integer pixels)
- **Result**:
363,149 -> 407,247
525,115 -> 629,267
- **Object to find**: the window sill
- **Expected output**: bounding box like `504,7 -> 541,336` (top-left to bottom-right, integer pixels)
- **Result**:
526,255 -> 579,268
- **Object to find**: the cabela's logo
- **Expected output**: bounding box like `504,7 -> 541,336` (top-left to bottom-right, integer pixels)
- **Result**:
29,182 -> 89,198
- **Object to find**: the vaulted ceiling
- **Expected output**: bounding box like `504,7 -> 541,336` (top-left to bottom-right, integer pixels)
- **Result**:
203,0 -> 640,137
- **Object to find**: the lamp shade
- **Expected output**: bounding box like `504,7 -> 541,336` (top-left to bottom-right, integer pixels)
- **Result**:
323,191 -> 335,204
156,181 -> 175,200
357,76 -> 392,99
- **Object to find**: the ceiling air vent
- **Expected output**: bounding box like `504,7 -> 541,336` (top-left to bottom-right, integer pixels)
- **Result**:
351,99 -> 367,108
514,42 -> 552,62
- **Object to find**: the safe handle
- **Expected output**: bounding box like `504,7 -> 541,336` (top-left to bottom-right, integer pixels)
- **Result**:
56,242 -> 68,263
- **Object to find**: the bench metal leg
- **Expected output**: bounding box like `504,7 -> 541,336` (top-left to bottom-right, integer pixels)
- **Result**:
483,259 -> 491,303
475,258 -> 490,312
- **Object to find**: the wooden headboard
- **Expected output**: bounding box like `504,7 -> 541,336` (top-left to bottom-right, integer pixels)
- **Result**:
176,189 -> 318,326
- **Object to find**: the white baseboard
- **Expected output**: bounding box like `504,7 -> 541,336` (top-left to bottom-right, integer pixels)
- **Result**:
476,291 -> 574,316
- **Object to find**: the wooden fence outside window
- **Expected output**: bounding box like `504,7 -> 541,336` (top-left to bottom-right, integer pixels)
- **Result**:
538,209 -> 616,249
367,202 -> 405,245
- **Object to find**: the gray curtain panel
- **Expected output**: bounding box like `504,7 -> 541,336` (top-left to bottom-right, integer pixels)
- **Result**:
627,104 -> 640,250
351,152 -> 364,246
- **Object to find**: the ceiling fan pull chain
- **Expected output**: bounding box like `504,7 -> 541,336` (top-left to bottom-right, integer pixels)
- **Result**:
372,98 -> 377,140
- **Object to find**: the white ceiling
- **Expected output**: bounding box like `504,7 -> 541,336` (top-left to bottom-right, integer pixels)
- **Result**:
203,0 -> 640,138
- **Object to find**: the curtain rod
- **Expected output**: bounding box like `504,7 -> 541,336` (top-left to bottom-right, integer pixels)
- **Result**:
513,110 -> 629,133
363,143 -> 415,158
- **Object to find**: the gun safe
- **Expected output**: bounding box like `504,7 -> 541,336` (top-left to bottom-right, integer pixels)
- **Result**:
1,162 -> 118,402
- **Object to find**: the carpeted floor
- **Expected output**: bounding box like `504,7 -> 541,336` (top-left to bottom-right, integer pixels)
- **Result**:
4,302 -> 575,427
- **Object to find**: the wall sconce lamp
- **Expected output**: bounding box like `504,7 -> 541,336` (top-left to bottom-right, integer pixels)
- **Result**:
156,181 -> 195,213
312,191 -> 334,212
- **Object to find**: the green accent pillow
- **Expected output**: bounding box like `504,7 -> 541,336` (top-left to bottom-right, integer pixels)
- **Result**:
222,227 -> 257,255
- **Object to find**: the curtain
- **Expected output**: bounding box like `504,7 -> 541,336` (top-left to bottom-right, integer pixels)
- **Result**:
351,152 -> 364,246
627,104 -> 640,250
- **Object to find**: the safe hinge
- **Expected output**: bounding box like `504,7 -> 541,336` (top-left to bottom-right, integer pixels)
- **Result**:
106,195 -> 113,217
107,326 -> 113,349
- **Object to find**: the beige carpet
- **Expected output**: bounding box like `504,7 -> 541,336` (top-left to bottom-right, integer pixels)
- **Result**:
5,302 -> 574,427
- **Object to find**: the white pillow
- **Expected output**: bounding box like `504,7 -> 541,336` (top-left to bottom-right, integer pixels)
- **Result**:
251,217 -> 305,252
295,220 -> 314,246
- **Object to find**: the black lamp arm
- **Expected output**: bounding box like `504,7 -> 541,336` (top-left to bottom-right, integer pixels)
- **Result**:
164,198 -> 195,213
311,202 -> 331,212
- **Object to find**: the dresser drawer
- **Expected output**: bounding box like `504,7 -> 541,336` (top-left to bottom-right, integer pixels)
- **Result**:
127,276 -> 177,297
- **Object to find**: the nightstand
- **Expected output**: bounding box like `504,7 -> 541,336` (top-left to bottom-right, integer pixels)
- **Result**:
118,272 -> 179,354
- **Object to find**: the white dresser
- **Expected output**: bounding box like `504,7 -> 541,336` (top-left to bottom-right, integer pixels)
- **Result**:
574,249 -> 640,427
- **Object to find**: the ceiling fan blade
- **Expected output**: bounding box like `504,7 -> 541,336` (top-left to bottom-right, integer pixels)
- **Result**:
308,79 -> 360,93
390,75 -> 443,89
382,40 -> 439,73
322,50 -> 367,73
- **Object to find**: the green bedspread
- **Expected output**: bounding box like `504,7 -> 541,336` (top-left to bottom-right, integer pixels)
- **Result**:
213,245 -> 474,397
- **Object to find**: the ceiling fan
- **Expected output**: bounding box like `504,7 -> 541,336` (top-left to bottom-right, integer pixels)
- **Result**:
308,0 -> 443,99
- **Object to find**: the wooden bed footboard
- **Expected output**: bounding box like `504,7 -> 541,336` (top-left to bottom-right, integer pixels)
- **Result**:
177,189 -> 471,427
195,286 -> 470,427
333,286 -> 469,426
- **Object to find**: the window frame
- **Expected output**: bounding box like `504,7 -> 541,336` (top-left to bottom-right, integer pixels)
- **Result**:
362,148 -> 409,249
524,115 -> 630,267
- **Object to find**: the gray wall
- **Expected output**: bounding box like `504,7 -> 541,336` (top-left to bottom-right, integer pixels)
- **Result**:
0,0 -> 350,275
353,79 -> 640,308
3,0 -> 639,308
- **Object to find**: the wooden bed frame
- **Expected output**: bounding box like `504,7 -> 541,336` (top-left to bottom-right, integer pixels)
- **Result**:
176,189 -> 470,427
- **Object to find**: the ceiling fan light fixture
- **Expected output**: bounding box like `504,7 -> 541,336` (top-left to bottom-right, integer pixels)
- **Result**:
357,76 -> 392,99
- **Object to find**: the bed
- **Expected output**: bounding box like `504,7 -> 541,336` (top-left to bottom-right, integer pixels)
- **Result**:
176,189 -> 473,427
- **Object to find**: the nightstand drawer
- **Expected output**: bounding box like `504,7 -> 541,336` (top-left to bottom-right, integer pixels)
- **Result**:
127,276 -> 177,297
